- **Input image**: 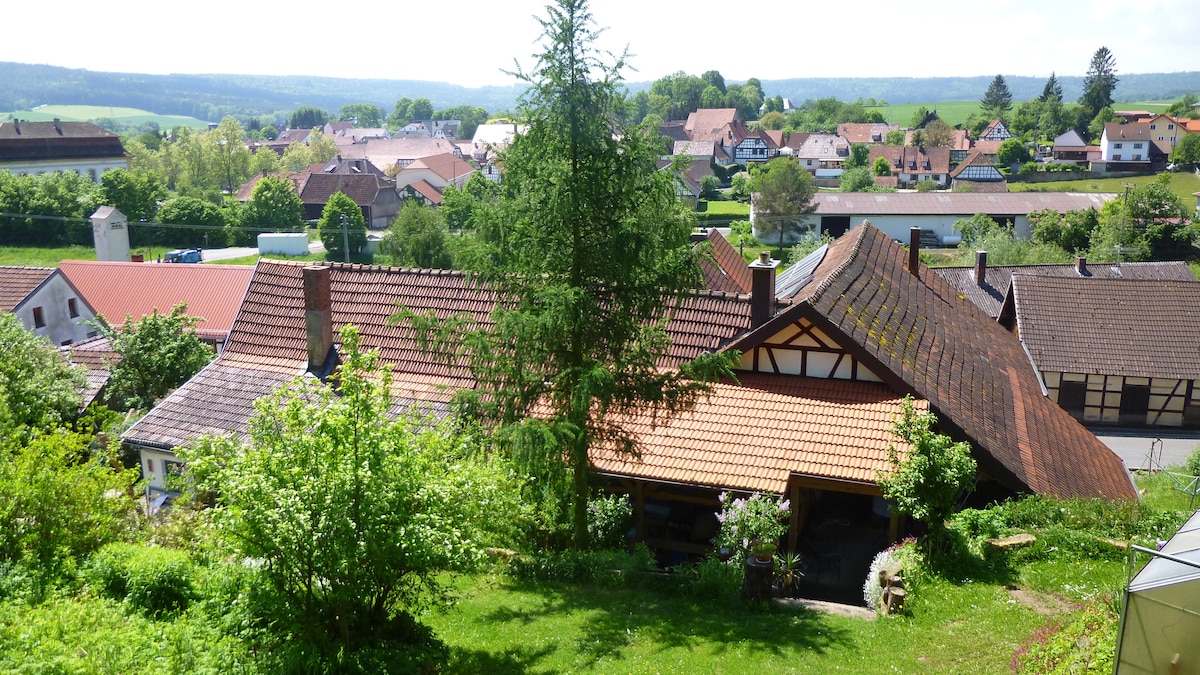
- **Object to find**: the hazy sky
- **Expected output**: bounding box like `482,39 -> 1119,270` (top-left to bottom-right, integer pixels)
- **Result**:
3,0 -> 1197,87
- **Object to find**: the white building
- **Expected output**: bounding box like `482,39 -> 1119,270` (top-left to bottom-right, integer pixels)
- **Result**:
0,119 -> 130,181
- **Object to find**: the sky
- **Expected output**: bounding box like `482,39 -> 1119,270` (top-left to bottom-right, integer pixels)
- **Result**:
3,0 -> 1197,88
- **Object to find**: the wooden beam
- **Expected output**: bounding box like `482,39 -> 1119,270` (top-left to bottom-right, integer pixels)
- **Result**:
787,481 -> 801,554
791,474 -> 882,496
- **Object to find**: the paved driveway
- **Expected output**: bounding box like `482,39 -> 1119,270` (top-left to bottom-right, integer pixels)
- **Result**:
1089,427 -> 1200,470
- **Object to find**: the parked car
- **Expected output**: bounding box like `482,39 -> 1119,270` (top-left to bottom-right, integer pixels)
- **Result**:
163,248 -> 202,263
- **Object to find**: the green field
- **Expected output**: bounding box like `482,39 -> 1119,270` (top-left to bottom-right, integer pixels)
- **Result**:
3,104 -> 208,129
878,101 -> 984,127
1008,171 -> 1200,207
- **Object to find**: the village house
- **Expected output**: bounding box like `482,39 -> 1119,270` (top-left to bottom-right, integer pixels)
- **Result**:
867,145 -> 951,189
392,152 -> 476,194
791,133 -> 849,178
836,123 -> 899,145
1096,121 -> 1172,171
948,150 -> 1008,193
0,266 -> 97,345
122,224 -> 1135,595
236,167 -> 402,230
997,275 -> 1200,428
0,119 -> 129,180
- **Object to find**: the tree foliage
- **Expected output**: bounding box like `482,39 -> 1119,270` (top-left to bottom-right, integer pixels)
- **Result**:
877,397 -> 976,541
839,166 -> 875,192
752,156 -> 817,249
288,105 -> 330,130
981,74 -> 1013,118
317,191 -> 367,260
0,313 -> 85,436
1041,72 -> 1063,102
157,196 -> 226,249
180,326 -> 519,649
97,304 -> 214,412
872,156 -> 892,176
922,119 -> 955,148
844,143 -> 870,170
1172,133 -> 1200,165
381,203 -> 453,269
0,171 -> 100,246
1080,47 -> 1119,116
337,102 -> 384,127
398,0 -> 735,549
100,167 -> 166,227
241,176 -> 304,235
997,137 -> 1031,165
206,116 -> 251,193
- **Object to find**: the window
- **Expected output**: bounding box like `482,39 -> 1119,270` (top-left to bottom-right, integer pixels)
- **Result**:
67,298 -> 78,318
146,459 -> 154,474
1133,143 -> 1143,149
1114,143 -> 1123,149
1058,381 -> 1086,417
32,306 -> 45,328
1168,124 -> 1175,130
1133,154 -> 1142,161
1119,384 -> 1151,426
1113,154 -> 1122,161
1150,124 -> 1157,130
1159,136 -> 1165,141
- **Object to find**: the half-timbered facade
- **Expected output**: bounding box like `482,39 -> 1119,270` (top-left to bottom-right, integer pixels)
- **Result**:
979,119 -> 1014,141
734,130 -> 780,164
1001,275 -> 1200,428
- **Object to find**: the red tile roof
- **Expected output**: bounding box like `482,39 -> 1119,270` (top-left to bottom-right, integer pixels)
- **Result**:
1010,275 -> 1200,380
62,335 -> 117,408
867,145 -> 951,175
732,223 -> 1137,500
593,374 -> 922,493
58,261 -> 255,340
697,229 -> 752,294
684,109 -> 741,142
0,266 -> 54,310
837,123 -> 899,145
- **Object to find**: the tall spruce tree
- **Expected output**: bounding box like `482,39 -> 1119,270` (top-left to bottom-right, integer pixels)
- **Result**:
398,0 -> 735,548
1041,72 -> 1063,102
981,74 -> 1013,118
1080,47 -> 1119,116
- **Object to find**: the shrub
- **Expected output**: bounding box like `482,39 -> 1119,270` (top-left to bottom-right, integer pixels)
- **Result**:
587,493 -> 633,550
508,545 -> 656,585
677,556 -> 742,603
863,538 -> 920,609
713,491 -> 789,564
1184,446 -> 1200,477
87,542 -> 198,617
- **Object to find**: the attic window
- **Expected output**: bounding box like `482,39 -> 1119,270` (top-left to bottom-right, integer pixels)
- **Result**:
68,298 -> 78,318
33,307 -> 45,328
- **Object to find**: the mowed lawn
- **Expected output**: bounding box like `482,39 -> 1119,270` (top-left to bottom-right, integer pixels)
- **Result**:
878,102 -> 983,128
1008,171 -> 1200,207
3,104 -> 208,129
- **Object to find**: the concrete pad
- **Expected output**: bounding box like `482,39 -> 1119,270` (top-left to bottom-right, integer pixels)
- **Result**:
774,596 -> 876,620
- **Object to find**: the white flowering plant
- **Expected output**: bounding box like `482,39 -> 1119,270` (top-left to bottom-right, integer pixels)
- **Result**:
713,491 -> 790,564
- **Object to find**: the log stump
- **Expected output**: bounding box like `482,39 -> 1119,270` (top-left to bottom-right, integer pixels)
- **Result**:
742,556 -> 774,601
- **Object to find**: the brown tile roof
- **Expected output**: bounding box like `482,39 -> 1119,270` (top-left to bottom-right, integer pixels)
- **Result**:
592,374 -> 922,493
1103,122 -> 1173,157
123,259 -> 753,451
400,153 -> 475,182
684,109 -> 741,142
936,260 -> 1196,319
58,261 -> 255,340
297,173 -> 388,207
972,139 -> 1004,156
0,120 -> 127,162
404,179 -> 443,205
0,266 -> 55,310
867,145 -> 951,174
697,229 -> 753,294
1010,275 -> 1200,380
272,128 -> 313,145
837,123 -> 899,145
781,132 -> 812,151
731,223 -> 1137,500
339,138 -> 463,172
794,133 -> 849,161
62,335 -> 118,408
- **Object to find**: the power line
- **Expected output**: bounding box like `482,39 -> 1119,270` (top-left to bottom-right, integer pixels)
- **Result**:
0,211 -> 307,234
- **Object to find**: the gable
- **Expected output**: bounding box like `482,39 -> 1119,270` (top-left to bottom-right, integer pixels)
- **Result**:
735,312 -> 885,384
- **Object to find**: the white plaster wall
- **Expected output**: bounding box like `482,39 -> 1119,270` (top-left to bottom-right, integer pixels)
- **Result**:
14,275 -> 97,345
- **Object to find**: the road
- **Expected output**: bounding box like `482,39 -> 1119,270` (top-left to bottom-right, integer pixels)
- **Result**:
1091,427 -> 1200,470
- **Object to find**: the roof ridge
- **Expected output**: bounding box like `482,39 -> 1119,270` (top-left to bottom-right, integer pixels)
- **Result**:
805,223 -> 870,304
259,257 -> 472,277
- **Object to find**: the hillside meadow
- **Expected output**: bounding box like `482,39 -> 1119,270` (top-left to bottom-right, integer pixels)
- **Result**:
3,104 -> 208,129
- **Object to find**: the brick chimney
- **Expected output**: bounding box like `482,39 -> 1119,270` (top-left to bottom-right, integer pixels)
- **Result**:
1074,256 -> 1088,276
907,227 -> 921,278
974,250 -> 987,286
749,251 -> 779,328
303,265 -> 334,375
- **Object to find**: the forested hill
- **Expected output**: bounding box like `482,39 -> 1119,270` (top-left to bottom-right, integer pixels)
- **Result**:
2,62 -> 1198,122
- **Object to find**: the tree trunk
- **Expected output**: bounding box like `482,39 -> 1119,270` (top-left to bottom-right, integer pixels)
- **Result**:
572,430 -> 590,550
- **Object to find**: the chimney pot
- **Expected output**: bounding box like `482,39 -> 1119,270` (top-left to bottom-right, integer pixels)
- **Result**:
303,265 -> 334,375
749,254 -> 779,329
974,250 -> 987,286
1075,256 -> 1087,275
908,227 -> 921,277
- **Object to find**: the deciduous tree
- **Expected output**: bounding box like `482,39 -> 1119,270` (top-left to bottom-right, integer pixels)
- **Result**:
337,102 -> 384,128
157,196 -> 226,249
96,303 -> 215,412
752,156 -> 817,249
0,313 -> 84,436
873,156 -> 892,176
241,176 -> 304,236
205,116 -> 251,193
839,166 -> 874,192
318,191 -> 367,261
922,119 -> 955,148
381,203 -> 453,269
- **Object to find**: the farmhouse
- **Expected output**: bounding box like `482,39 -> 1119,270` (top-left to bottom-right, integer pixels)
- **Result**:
0,119 -> 130,180
0,265 -> 97,345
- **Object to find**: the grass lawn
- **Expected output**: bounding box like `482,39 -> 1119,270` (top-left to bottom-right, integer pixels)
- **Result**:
4,104 -> 208,129
878,102 -> 983,128
1008,171 -> 1200,207
0,245 -> 96,267
701,200 -> 750,217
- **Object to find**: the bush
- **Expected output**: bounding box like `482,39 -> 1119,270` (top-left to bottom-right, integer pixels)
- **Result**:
676,556 -> 742,603
863,538 -> 920,610
1019,161 -> 1041,174
713,491 -> 789,565
587,493 -> 632,550
1012,598 -> 1118,674
1184,446 -> 1200,477
87,542 -> 198,617
508,545 -> 656,585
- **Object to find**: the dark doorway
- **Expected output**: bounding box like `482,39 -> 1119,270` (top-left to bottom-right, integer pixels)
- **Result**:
1119,385 -> 1150,426
821,216 -> 851,239
1058,380 -> 1086,418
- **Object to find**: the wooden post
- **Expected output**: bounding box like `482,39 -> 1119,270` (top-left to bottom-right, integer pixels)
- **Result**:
787,482 -> 801,554
742,557 -> 774,601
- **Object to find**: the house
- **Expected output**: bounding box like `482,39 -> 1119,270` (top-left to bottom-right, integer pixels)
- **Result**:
672,140 -> 733,166
733,129 -> 780,164
401,179 -> 445,206
949,150 -> 1008,193
978,119 -> 1015,141
837,123 -> 899,145
337,137 -> 464,174
122,226 -> 1135,585
694,228 -> 752,294
392,152 -> 475,193
1145,114 -> 1184,157
683,108 -> 746,144
935,254 -> 1196,319
236,169 -> 402,230
969,139 -> 1004,163
998,275 -> 1200,428
62,335 -> 119,409
792,133 -> 849,177
0,119 -> 129,181
867,145 -> 952,189
794,192 -> 1117,243
58,260 -> 255,351
1051,130 -> 1089,164
411,120 -> 460,140
471,122 -> 524,150
0,266 -> 97,345
265,128 -> 315,155
657,158 -> 712,209
322,121 -> 355,136
1097,122 -> 1171,171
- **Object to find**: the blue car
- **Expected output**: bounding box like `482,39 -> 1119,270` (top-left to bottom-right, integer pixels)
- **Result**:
163,248 -> 202,263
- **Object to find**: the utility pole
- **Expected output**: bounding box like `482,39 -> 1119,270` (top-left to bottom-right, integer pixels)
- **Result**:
340,213 -> 350,263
